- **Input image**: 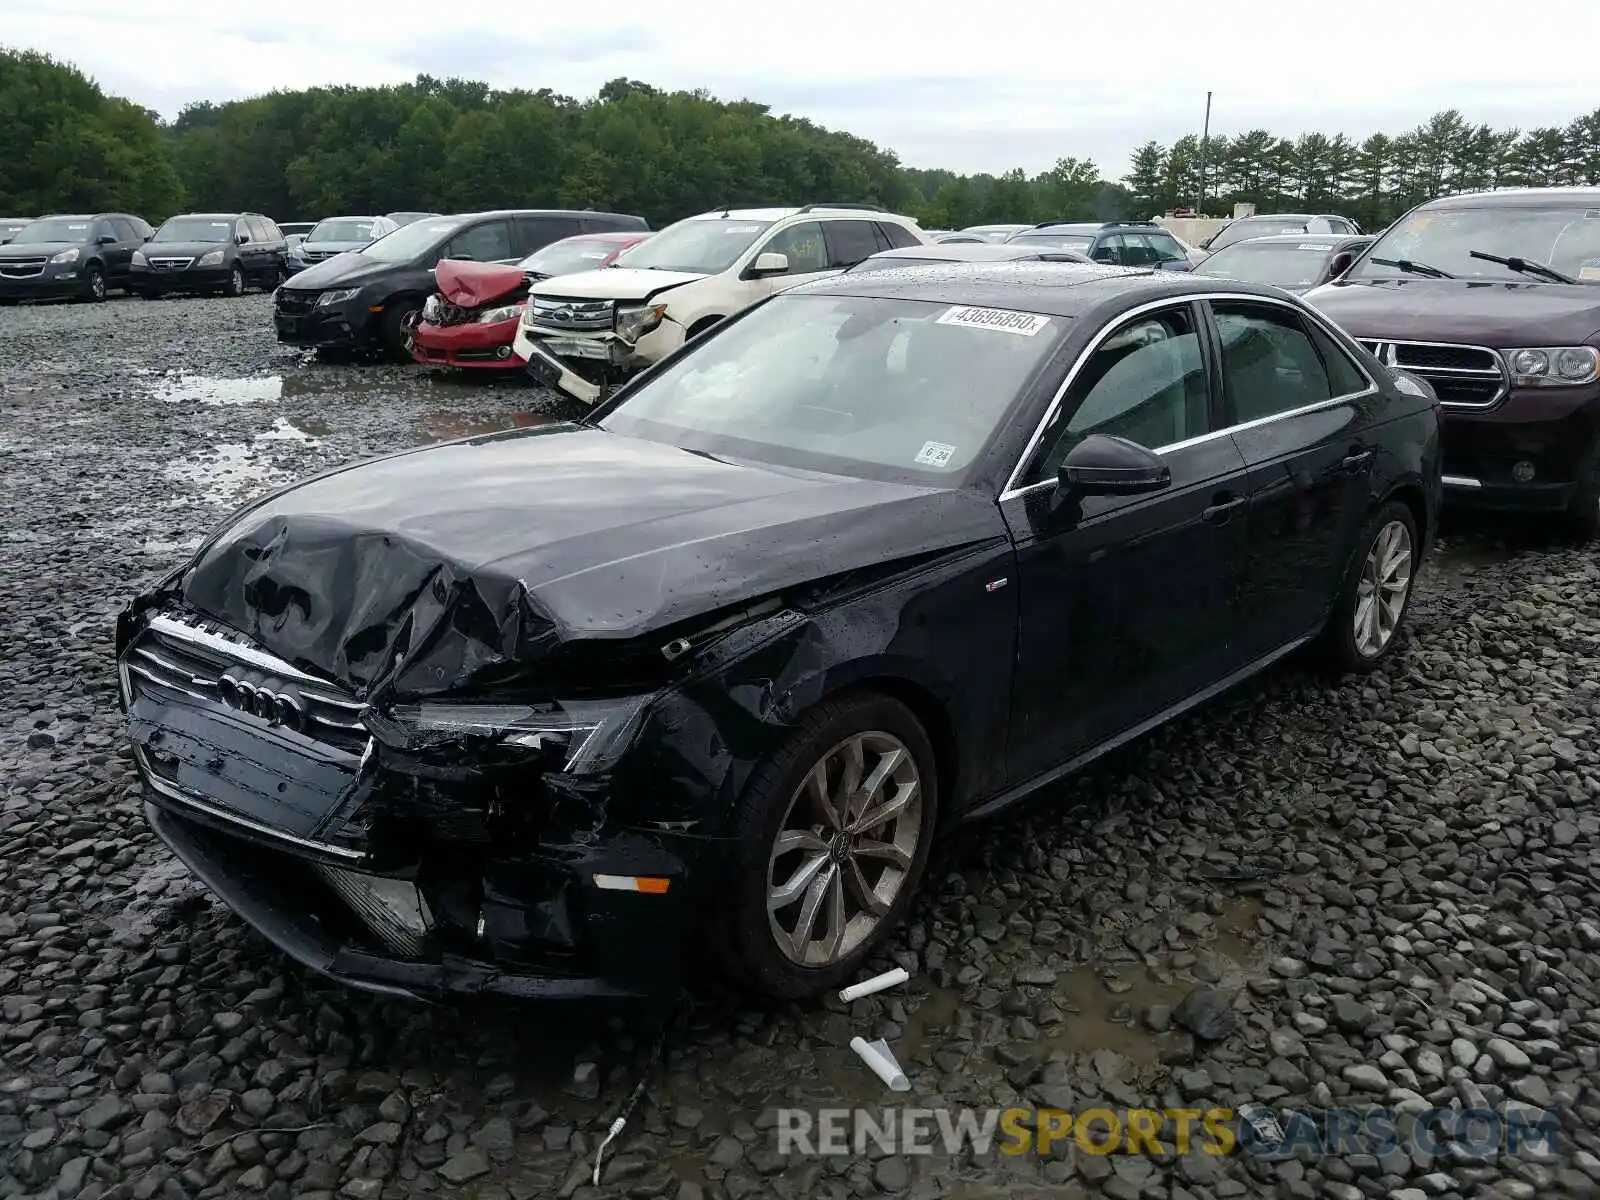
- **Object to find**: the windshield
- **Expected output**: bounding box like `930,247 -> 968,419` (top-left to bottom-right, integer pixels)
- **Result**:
1195,241 -> 1337,288
522,236 -> 633,276
153,217 -> 234,243
1209,220 -> 1314,251
1349,204 -> 1600,283
309,219 -> 379,243
612,218 -> 772,274
12,217 -> 94,243
599,293 -> 1061,483
359,217 -> 463,262
1007,232 -> 1094,252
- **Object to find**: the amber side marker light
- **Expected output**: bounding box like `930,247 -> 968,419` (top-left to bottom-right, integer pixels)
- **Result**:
592,874 -> 672,894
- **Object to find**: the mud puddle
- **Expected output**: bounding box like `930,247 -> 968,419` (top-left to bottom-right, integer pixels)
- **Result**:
154,373 -> 285,405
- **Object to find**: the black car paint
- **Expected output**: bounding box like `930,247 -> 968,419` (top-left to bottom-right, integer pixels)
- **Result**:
117,265 -> 1440,1002
274,210 -> 648,351
130,213 -> 288,297
0,213 -> 149,301
1307,203 -> 1600,515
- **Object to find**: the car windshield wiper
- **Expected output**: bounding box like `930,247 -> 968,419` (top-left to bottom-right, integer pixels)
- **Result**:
1369,257 -> 1454,279
1467,250 -> 1578,285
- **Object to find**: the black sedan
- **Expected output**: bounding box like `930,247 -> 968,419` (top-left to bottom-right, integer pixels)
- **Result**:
115,264 -> 1441,1002
1190,233 -> 1376,294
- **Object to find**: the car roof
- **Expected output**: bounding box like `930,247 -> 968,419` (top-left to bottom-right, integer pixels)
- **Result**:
1221,233 -> 1369,246
173,212 -> 248,219
1015,223 -> 1102,235
1421,186 -> 1600,208
566,230 -> 650,242
791,260 -> 1295,317
315,215 -> 386,222
682,206 -> 913,223
446,209 -> 641,221
960,223 -> 1031,231
866,243 -> 1073,263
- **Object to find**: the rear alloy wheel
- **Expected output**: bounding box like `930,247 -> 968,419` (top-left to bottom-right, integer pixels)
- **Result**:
1324,500 -> 1418,673
224,264 -> 245,297
712,692 -> 939,999
84,264 -> 106,302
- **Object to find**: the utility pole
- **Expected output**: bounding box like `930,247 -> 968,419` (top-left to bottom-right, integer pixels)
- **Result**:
1196,91 -> 1213,216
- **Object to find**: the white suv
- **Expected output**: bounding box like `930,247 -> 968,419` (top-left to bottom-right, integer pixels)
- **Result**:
512,204 -> 928,402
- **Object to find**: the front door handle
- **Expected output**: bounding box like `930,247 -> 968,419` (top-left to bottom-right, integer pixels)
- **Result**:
1341,449 -> 1374,474
1201,492 -> 1247,524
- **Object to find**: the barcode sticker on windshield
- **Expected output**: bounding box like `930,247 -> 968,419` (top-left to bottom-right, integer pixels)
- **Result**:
936,305 -> 1052,336
915,441 -> 957,467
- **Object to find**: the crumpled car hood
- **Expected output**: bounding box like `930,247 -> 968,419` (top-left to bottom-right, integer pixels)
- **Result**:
435,260 -> 527,307
529,268 -> 706,303
170,424 -> 1004,702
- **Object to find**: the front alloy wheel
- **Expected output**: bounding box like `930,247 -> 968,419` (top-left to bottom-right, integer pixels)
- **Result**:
711,691 -> 939,999
767,731 -> 922,966
225,264 -> 244,297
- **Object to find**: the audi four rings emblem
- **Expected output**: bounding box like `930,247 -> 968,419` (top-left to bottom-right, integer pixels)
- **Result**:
218,674 -> 306,731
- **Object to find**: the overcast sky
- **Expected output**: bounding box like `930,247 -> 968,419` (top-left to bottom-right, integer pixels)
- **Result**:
11,0 -> 1600,180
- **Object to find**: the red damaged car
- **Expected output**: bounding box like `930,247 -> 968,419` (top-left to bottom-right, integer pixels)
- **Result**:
412,232 -> 651,370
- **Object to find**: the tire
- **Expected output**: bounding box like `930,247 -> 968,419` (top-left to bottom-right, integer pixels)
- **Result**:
381,301 -> 422,362
224,264 -> 245,298
1565,457 -> 1600,542
83,264 -> 106,302
709,691 -> 939,1000
1322,500 -> 1419,674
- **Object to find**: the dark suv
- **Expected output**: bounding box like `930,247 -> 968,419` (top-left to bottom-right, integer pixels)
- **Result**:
1004,221 -> 1193,268
274,209 -> 649,360
1306,188 -> 1600,537
130,213 -> 288,299
0,213 -> 152,302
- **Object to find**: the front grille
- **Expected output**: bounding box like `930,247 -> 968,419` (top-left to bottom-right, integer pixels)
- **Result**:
0,257 -> 46,279
1361,339 -> 1507,410
275,290 -> 316,316
149,257 -> 194,272
525,295 -> 614,332
301,248 -> 342,262
125,612 -> 369,756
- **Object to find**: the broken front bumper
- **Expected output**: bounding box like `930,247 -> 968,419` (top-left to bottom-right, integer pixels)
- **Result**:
119,608 -> 720,1001
511,319 -> 685,403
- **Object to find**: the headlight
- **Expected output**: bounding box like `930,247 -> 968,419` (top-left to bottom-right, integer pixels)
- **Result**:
316,288 -> 360,307
421,295 -> 441,322
363,696 -> 653,774
616,303 -> 667,343
196,249 -> 225,267
131,250 -> 147,267
1506,345 -> 1598,386
476,303 -> 525,324
49,247 -> 80,264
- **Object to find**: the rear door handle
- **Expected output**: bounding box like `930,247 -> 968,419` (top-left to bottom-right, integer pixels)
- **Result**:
1341,449 -> 1374,474
1202,492 -> 1247,524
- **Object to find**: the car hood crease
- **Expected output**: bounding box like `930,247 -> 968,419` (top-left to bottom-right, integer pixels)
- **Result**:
168,426 -> 1003,703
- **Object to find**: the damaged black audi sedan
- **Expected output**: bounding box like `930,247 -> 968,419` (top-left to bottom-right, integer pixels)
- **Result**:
116,263 -> 1441,1002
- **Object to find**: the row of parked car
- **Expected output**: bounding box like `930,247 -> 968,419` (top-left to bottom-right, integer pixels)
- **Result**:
113,184 -> 1600,1007
0,210 -> 436,303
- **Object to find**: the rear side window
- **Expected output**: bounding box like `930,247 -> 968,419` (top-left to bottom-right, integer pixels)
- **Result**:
515,216 -> 583,254
258,217 -> 283,242
1306,322 -> 1372,397
877,221 -> 922,250
824,220 -> 881,269
449,220 -> 514,261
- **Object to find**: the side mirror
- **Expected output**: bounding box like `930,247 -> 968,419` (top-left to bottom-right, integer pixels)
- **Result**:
1156,260 -> 1192,272
236,233 -> 249,244
1057,434 -> 1172,497
747,251 -> 789,277
1327,252 -> 1354,279
97,234 -> 117,245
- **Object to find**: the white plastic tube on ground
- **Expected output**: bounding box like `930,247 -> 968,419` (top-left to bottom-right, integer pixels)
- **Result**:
850,1036 -> 911,1092
839,966 -> 909,1003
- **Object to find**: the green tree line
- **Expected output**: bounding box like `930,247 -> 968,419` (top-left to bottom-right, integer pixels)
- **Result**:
6,47 -> 1600,235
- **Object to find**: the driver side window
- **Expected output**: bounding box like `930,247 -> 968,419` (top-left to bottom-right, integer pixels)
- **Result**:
445,220 -> 512,262
1022,306 -> 1209,486
758,222 -> 829,274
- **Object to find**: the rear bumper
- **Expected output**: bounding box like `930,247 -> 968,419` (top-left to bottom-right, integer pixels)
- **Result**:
412,318 -> 523,369
1440,384 -> 1600,513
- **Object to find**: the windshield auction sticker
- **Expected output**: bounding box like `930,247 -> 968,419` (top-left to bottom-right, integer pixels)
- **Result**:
936,305 -> 1052,336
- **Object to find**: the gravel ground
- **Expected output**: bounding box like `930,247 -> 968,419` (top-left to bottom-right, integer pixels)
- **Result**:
3,293 -> 1600,1200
